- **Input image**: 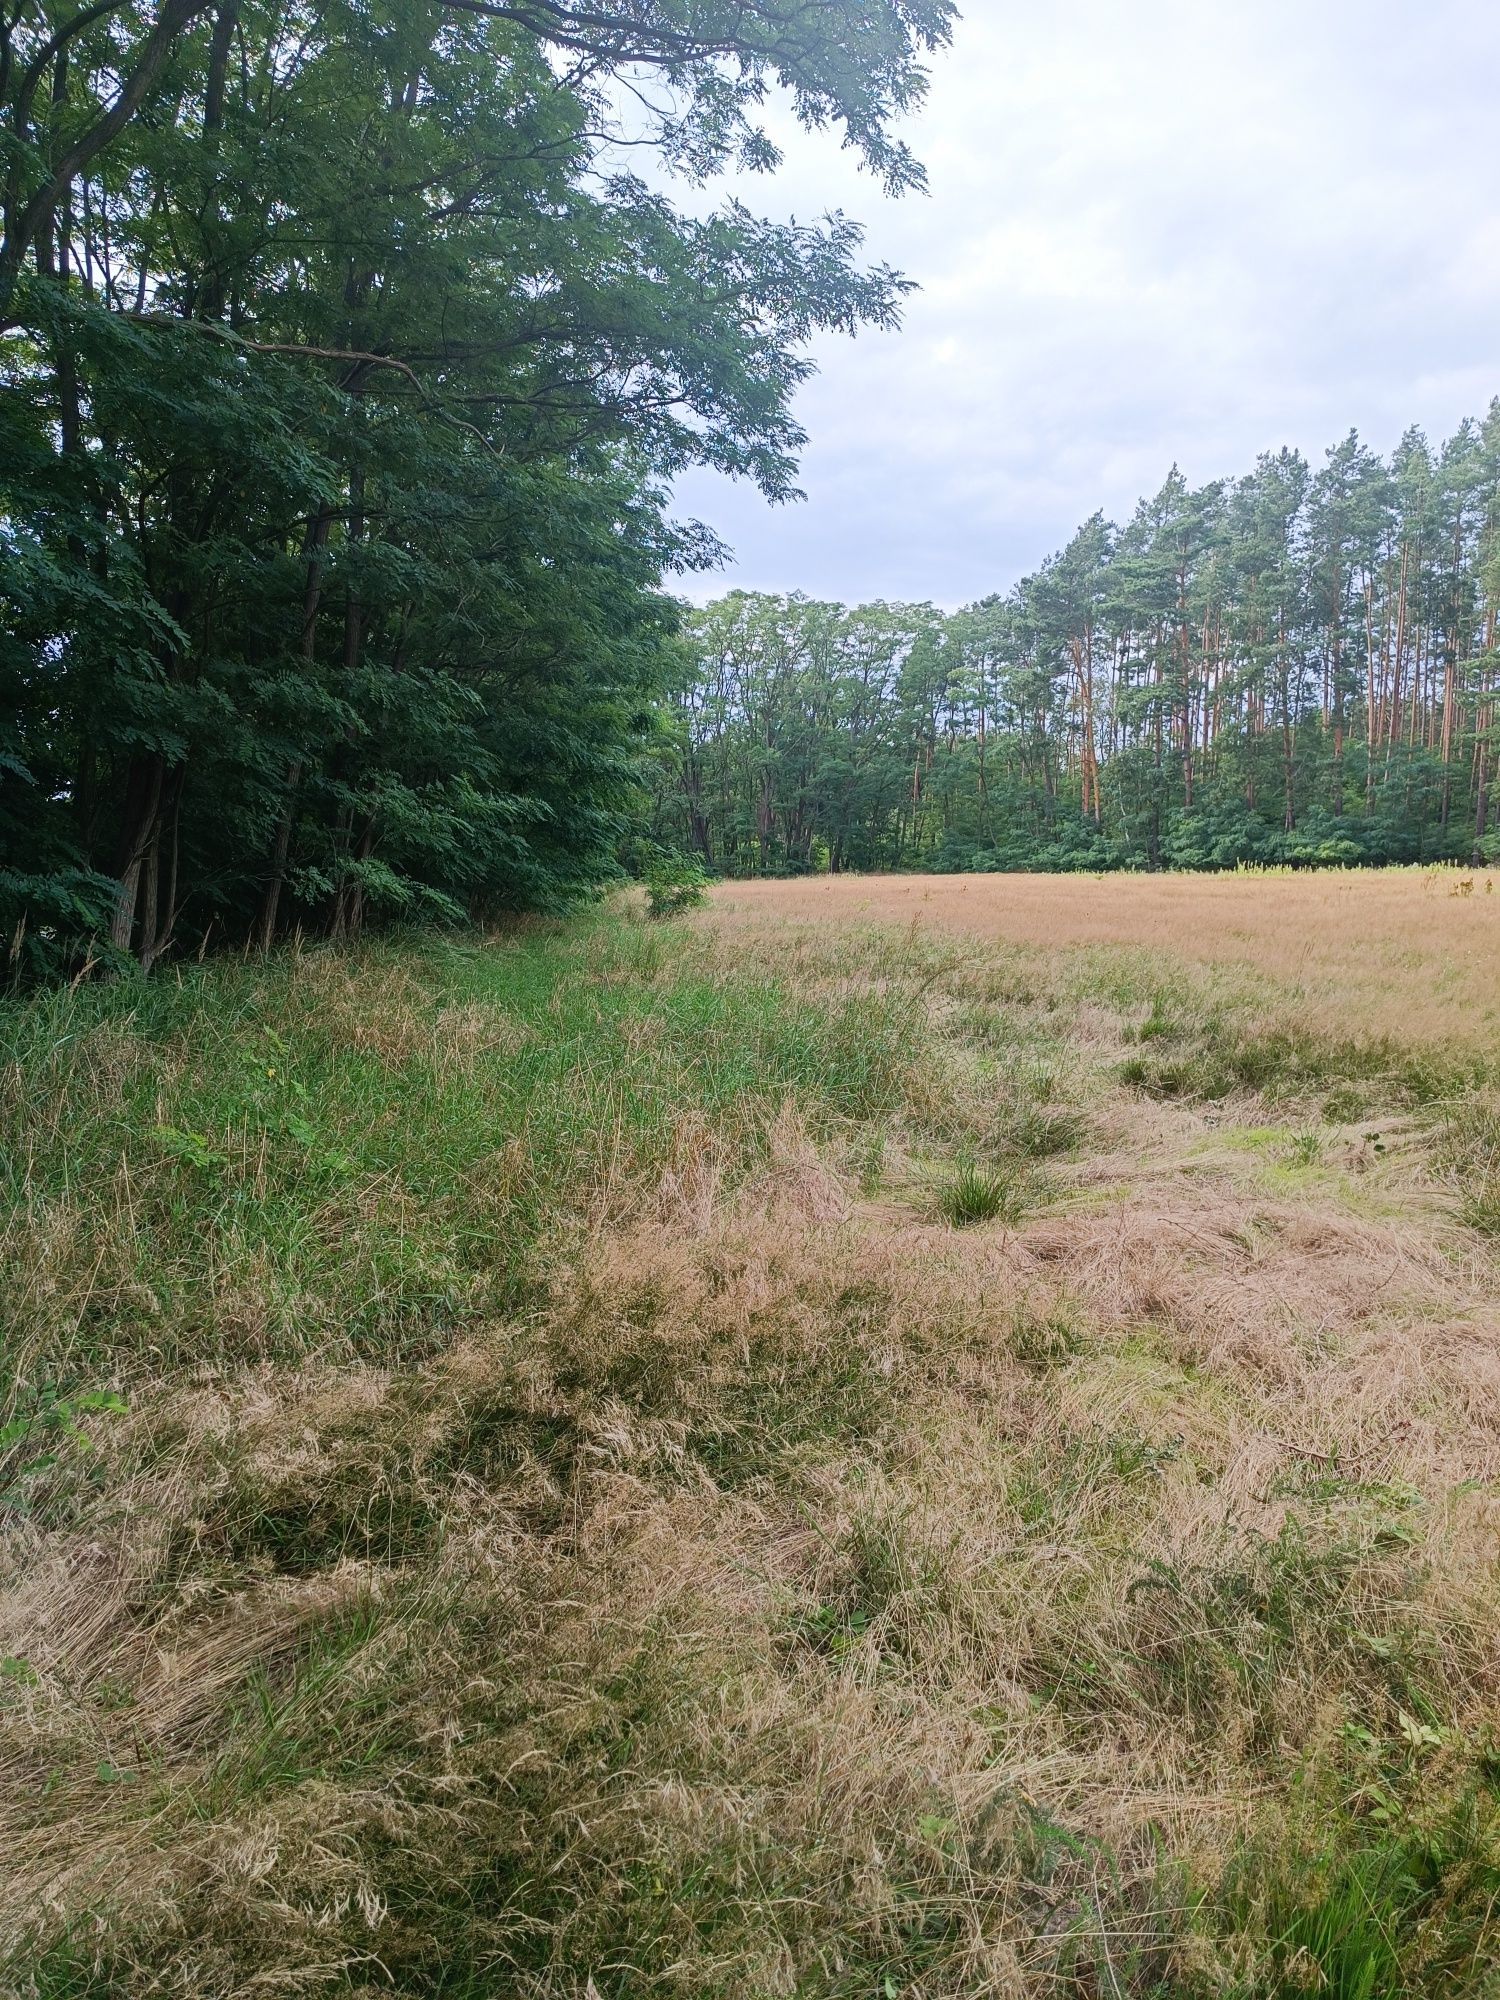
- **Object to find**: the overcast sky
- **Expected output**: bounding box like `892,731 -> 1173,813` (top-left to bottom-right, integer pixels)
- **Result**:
670,0 -> 1500,609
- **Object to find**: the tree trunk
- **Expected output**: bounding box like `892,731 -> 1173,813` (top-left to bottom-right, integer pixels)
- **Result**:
257,506 -> 331,950
109,754 -> 166,953
1474,737 -> 1490,867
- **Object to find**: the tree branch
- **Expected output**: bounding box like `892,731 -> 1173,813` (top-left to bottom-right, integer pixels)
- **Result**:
0,0 -> 213,325
124,313 -> 506,456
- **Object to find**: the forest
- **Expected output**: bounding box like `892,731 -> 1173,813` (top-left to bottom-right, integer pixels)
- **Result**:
1,0 -> 952,979
657,421 -> 1500,875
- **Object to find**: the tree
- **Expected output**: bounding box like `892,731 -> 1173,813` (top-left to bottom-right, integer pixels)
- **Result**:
2,0 -> 952,974
661,412 -> 1500,878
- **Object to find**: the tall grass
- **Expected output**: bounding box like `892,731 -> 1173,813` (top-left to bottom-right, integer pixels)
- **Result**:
0,917 -> 920,1416
708,867 -> 1500,1051
2,902 -> 1498,1997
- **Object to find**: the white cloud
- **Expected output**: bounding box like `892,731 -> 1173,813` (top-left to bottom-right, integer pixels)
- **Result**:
672,0 -> 1500,607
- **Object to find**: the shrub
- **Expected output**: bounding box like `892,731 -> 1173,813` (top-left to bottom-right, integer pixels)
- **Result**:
645,855 -> 710,919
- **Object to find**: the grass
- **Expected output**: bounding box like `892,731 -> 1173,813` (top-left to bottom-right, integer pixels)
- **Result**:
708,865 -> 1500,1048
0,917 -> 917,1402
1439,1093 -> 1500,1237
2,888 -> 1499,1996
933,1159 -> 1028,1227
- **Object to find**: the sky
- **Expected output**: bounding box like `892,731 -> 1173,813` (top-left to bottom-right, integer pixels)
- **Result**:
669,0 -> 1500,610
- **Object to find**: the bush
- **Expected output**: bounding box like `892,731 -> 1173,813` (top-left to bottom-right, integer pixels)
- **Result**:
645,856 -> 710,919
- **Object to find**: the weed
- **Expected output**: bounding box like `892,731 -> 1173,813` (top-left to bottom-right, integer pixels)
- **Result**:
1323,1082 -> 1368,1123
643,854 -> 710,919
1224,1794 -> 1500,2000
1005,1101 -> 1087,1159
0,1388 -> 127,1516
1119,1015 -> 1459,1108
1009,1299 -> 1082,1368
1136,996 -> 1180,1042
853,1127 -> 888,1193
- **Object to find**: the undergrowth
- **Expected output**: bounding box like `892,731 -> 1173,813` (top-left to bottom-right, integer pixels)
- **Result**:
0,915 -> 919,1416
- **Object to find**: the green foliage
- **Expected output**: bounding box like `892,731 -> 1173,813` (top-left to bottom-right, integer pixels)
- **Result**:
934,1159 -> 1026,1227
0,1385 -> 127,1515
644,854 -> 710,919
1,0 -> 946,979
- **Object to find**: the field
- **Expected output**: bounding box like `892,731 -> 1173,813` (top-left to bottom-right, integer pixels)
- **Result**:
711,869 -> 1500,1049
3,872 -> 1499,1997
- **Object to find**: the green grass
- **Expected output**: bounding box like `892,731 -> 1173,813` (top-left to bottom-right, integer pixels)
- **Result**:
933,1158 -> 1027,1227
1115,1012 -> 1480,1108
0,916 -> 921,1420
1438,1094 -> 1500,1236
1225,1797 -> 1500,2000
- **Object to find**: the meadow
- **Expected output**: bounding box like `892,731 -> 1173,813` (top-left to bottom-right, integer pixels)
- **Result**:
2,871 -> 1499,1997
710,868 -> 1500,1049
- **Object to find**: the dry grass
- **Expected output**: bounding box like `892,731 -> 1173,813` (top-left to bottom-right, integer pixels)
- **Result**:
709,868 -> 1500,1048
2,900 -> 1499,1996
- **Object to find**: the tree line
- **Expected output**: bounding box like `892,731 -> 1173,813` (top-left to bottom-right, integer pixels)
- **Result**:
655,418 -> 1500,874
2,0 -> 952,977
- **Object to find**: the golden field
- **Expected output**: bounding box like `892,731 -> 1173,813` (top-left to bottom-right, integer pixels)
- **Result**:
710,868 -> 1500,1049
